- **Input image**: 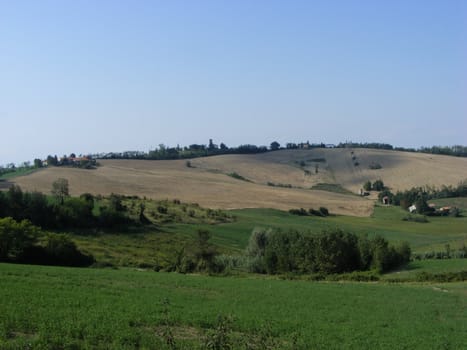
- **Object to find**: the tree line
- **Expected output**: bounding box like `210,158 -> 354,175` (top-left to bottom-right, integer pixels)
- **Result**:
3,142 -> 466,173
0,181 -> 134,230
0,154 -> 96,179
244,228 -> 410,275
337,142 -> 467,158
99,140 -> 271,161
97,141 -> 467,162
166,227 -> 411,276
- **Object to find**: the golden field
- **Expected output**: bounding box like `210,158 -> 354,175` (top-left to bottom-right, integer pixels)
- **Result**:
12,148 -> 467,216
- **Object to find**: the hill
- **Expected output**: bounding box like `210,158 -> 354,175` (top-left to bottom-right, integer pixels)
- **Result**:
11,148 -> 467,217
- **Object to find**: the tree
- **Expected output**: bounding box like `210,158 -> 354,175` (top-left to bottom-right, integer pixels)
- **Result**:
194,229 -> 218,272
51,178 -> 69,204
208,139 -> 217,150
0,217 -> 39,261
363,181 -> 372,191
6,185 -> 25,220
33,158 -> 43,168
270,141 -> 280,151
415,195 -> 430,215
372,180 -> 385,191
47,155 -> 58,166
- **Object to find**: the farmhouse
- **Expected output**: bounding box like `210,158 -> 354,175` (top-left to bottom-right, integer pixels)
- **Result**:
439,206 -> 451,214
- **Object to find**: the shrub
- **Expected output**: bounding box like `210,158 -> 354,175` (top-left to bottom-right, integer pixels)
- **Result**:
289,208 -> 308,216
372,180 -> 385,191
308,208 -> 323,216
363,181 -> 372,191
227,172 -> 249,182
369,162 -> 382,169
157,205 -> 168,214
319,207 -> 329,216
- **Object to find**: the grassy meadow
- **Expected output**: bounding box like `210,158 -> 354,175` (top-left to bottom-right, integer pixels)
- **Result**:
0,167 -> 39,180
382,259 -> 467,281
71,202 -> 467,268
1,263 -> 466,350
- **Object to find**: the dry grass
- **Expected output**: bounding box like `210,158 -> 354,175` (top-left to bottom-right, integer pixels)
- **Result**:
12,149 -> 467,217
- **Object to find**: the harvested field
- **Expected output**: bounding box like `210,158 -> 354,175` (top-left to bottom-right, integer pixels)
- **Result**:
11,149 -> 467,216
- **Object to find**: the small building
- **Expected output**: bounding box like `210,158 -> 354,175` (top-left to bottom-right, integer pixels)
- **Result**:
408,204 -> 417,213
359,189 -> 370,196
439,206 -> 451,213
382,196 -> 389,205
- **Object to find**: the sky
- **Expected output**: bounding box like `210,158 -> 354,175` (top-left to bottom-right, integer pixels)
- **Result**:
1,0 -> 466,164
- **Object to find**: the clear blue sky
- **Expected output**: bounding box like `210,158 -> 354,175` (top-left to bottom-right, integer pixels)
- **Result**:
1,0 -> 466,164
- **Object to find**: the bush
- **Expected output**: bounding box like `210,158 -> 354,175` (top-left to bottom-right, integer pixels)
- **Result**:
308,208 -> 322,216
227,172 -> 249,182
363,181 -> 372,191
289,208 -> 308,216
157,205 -> 168,214
372,180 -> 385,191
319,207 -> 329,216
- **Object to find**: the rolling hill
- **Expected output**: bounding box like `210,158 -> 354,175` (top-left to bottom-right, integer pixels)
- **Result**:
11,148 -> 467,217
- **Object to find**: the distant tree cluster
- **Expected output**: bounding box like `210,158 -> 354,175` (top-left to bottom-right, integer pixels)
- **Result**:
339,142 -> 467,158
338,142 -> 394,150
0,181 -> 133,230
245,228 -> 411,274
363,180 -> 386,192
46,154 -> 97,169
96,140 -> 331,161
289,207 -> 330,217
378,180 -> 467,215
0,154 -> 96,180
99,141 -> 270,161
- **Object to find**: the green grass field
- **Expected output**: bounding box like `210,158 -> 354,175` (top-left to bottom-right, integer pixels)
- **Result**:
431,197 -> 467,211
70,204 -> 467,268
169,204 -> 467,252
0,167 -> 38,180
0,263 -> 465,349
382,259 -> 467,281
1,195 -> 466,348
